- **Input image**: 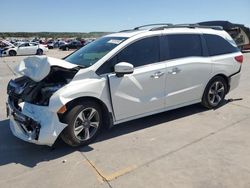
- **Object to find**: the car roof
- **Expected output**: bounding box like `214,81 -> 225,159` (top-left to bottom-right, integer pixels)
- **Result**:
106,24 -> 227,39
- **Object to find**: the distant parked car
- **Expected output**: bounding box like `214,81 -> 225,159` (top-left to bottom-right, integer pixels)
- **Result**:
47,41 -> 55,49
0,40 -> 15,56
53,41 -> 67,48
2,42 -> 48,56
59,40 -> 83,50
84,39 -> 95,46
0,40 -> 12,48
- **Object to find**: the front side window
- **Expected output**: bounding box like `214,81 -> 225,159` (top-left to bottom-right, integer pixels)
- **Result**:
96,36 -> 160,74
162,34 -> 203,60
29,43 -> 37,46
117,36 -> 160,67
19,43 -> 29,47
204,34 -> 239,56
65,37 -> 127,67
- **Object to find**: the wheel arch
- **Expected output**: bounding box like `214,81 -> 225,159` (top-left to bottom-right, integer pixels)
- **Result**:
59,96 -> 113,129
205,74 -> 230,94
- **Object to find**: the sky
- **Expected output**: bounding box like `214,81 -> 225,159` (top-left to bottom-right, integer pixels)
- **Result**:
1,0 -> 250,32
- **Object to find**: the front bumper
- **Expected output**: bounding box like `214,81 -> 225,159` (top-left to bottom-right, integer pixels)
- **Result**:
7,98 -> 67,146
1,50 -> 8,57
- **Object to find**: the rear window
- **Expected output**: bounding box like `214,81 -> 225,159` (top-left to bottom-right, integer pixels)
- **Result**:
204,34 -> 239,56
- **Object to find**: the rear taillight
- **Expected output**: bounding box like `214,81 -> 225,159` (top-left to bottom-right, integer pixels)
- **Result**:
235,55 -> 243,63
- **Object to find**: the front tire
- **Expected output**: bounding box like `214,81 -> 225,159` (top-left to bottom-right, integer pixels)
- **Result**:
61,101 -> 103,147
202,76 -> 227,109
9,50 -> 17,56
36,49 -> 43,55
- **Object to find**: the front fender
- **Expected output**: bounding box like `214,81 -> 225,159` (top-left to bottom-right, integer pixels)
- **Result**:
49,76 -> 113,114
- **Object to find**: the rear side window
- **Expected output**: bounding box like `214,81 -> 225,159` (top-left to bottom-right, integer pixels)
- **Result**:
161,34 -> 203,60
204,34 -> 239,56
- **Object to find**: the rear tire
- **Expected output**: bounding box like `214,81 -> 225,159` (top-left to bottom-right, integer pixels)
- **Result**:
61,101 -> 103,147
9,50 -> 16,56
202,76 -> 227,109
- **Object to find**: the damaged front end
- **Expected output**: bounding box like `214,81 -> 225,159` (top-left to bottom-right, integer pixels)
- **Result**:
8,66 -> 78,106
7,56 -> 79,145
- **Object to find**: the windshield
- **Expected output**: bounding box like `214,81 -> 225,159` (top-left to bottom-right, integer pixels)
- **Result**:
65,37 -> 127,67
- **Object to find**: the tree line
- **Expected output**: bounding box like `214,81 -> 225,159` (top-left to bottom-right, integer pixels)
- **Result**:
0,32 -> 111,39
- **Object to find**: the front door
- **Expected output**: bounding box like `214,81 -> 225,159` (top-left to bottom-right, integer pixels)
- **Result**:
18,43 -> 36,55
108,36 -> 166,121
109,63 -> 166,121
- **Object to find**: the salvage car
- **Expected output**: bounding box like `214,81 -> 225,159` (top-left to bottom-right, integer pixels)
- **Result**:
2,42 -> 48,56
6,24 -> 243,147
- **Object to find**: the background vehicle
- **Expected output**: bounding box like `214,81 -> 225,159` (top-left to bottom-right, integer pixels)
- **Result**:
47,41 -> 55,49
53,40 -> 68,48
6,24 -> 243,147
59,40 -> 83,50
0,40 -> 13,49
0,40 -> 14,56
2,42 -> 48,56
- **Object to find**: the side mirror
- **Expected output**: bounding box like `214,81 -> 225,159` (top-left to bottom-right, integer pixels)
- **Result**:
114,62 -> 134,77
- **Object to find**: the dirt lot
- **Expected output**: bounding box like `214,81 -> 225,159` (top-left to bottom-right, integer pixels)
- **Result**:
0,50 -> 250,188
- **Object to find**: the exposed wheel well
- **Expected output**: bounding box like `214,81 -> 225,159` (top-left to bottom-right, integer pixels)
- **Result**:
59,96 -> 113,129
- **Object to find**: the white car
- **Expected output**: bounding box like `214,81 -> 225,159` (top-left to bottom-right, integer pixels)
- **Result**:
2,42 -> 48,56
6,24 -> 243,147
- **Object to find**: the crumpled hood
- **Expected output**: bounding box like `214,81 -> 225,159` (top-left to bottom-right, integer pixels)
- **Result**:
16,56 -> 77,82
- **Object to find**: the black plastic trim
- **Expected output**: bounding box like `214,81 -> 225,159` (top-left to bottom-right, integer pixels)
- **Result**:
107,75 -> 116,121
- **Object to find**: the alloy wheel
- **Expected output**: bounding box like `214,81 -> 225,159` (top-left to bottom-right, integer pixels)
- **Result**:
208,81 -> 225,106
73,108 -> 100,141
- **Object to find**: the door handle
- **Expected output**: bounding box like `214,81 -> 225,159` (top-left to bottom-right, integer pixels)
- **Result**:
151,71 -> 165,79
168,67 -> 181,75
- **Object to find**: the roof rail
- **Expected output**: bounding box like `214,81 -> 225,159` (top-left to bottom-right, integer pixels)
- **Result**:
133,23 -> 173,30
150,24 -> 223,31
118,23 -> 173,33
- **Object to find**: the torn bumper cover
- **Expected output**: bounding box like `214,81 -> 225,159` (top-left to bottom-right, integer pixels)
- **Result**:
7,98 -> 67,146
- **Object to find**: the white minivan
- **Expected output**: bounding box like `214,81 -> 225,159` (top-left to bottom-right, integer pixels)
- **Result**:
7,24 -> 243,147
